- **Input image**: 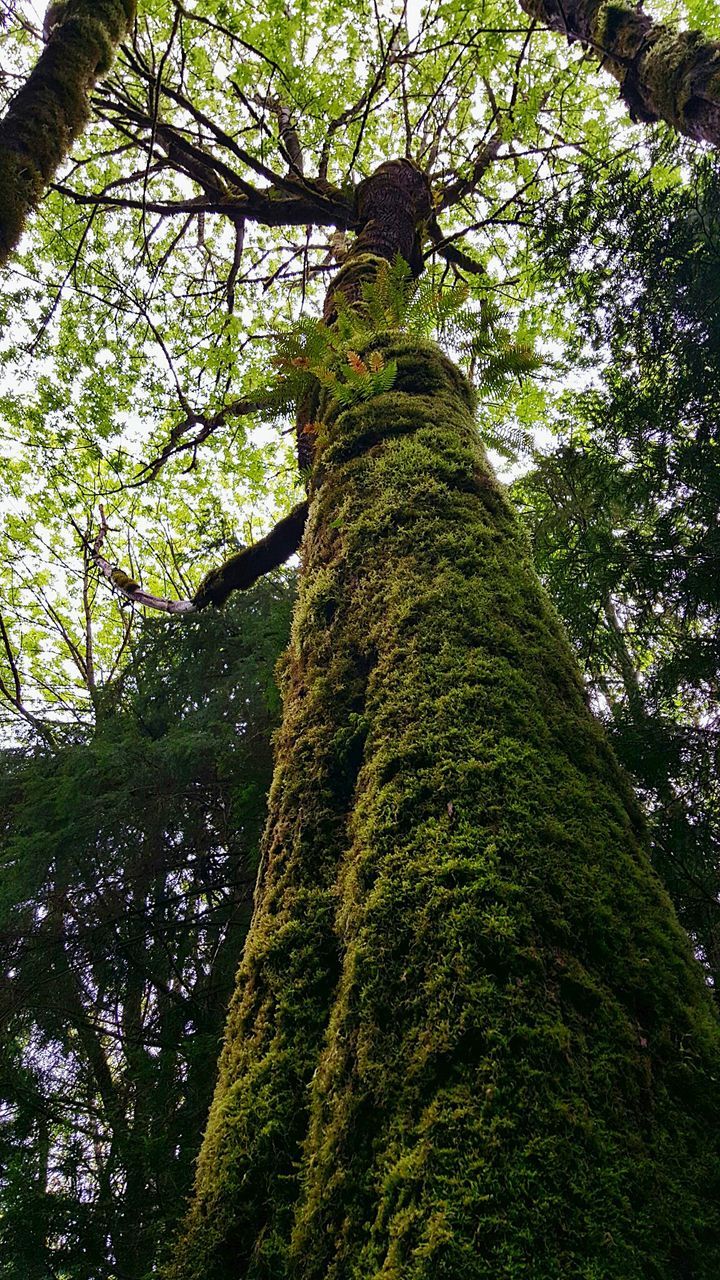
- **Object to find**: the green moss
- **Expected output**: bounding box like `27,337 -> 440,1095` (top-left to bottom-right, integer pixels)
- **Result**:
168,338 -> 720,1280
640,28 -> 720,135
574,0 -> 720,140
110,568 -> 140,593
324,252 -> 393,321
523,0 -> 720,142
591,8 -> 720,134
0,0 -> 135,264
593,2 -> 647,64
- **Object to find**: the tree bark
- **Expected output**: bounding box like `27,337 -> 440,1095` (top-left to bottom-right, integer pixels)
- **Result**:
520,0 -> 720,146
0,0 -> 135,266
167,161 -> 720,1280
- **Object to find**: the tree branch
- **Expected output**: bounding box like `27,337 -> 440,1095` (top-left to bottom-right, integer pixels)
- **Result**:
91,507 -> 196,614
134,392 -> 273,484
193,502 -> 308,609
425,218 -> 487,276
0,0 -> 136,265
90,503 -> 307,615
53,178 -> 353,231
437,130 -> 502,210
0,611 -> 55,743
519,0 -> 720,146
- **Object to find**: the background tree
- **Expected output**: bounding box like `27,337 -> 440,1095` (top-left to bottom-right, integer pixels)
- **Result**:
0,577 -> 293,1279
516,155 -> 720,996
0,2 -> 718,1278
519,0 -> 720,146
0,0 -> 136,265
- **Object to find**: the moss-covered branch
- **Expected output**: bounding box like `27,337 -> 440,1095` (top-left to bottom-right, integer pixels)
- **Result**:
90,503 -> 306,614
0,0 -> 135,266
193,502 -> 308,609
521,0 -> 720,144
91,506 -> 196,615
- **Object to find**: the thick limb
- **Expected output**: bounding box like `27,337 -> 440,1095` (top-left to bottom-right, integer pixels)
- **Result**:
0,0 -> 135,265
521,0 -> 720,145
193,502 -> 308,609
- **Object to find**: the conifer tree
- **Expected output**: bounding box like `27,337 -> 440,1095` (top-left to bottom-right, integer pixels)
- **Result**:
0,581 -> 293,1280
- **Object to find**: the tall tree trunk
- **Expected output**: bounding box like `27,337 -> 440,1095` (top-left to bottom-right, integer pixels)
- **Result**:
168,161 -> 720,1280
520,0 -> 720,146
0,0 -> 135,266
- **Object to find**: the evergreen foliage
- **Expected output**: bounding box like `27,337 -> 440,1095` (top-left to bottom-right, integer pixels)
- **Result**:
0,578 -> 293,1280
517,155 -> 720,996
276,256 -> 537,408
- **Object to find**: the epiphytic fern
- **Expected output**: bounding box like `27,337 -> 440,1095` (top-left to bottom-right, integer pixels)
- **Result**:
273,255 -> 541,423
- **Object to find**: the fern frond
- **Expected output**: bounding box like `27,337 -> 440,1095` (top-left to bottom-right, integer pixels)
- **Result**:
271,254 -> 541,422
480,420 -> 535,460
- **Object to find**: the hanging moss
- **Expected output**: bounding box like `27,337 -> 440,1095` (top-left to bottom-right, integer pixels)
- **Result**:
0,0 -> 135,266
168,336 -> 720,1280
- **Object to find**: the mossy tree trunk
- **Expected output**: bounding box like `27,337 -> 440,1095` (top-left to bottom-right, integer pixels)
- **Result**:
0,0 -> 135,267
520,0 -> 720,145
168,160 -> 720,1280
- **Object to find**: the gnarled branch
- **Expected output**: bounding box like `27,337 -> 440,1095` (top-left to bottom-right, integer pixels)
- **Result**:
91,506 -> 196,614
135,393 -> 271,484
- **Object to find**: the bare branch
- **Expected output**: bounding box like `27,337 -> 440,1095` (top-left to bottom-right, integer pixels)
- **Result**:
53,178 -> 353,232
426,218 -> 487,276
437,130 -> 502,211
255,95 -> 305,178
90,501 -> 307,616
136,392 -> 271,484
91,507 -> 196,615
227,219 -> 245,313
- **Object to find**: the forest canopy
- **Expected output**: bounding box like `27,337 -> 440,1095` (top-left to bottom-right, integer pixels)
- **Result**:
0,0 -> 716,734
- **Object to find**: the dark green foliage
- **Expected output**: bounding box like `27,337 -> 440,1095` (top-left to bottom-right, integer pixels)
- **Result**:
170,339 -> 720,1280
518,156 -> 720,996
0,577 -> 293,1280
0,0 -> 135,265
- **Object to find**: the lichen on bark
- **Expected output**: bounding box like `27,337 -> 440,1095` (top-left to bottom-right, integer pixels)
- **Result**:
0,0 -> 135,266
167,324 -> 720,1279
520,0 -> 720,146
